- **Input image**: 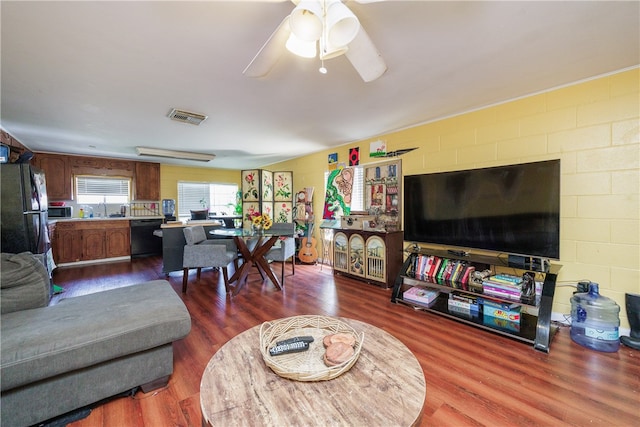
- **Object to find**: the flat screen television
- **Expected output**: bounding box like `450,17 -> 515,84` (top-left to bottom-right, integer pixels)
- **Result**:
403,160 -> 560,259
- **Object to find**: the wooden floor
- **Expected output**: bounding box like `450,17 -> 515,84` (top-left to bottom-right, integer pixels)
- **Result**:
49,256 -> 640,427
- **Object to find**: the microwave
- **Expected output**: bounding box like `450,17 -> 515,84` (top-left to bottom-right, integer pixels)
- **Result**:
48,206 -> 73,218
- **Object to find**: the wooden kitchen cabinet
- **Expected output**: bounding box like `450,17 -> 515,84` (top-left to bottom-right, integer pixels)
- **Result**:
134,162 -> 160,201
69,156 -> 134,172
83,229 -> 107,260
52,220 -> 130,263
106,225 -> 130,257
33,153 -> 72,200
53,222 -> 83,263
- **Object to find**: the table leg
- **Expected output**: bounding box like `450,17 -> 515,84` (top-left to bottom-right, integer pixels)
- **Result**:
227,235 -> 282,295
227,236 -> 252,295
252,236 -> 281,290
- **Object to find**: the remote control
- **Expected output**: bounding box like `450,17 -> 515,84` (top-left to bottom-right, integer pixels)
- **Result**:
275,335 -> 315,346
269,340 -> 310,356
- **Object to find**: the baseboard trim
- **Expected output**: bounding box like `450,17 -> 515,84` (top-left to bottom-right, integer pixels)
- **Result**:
57,256 -> 131,268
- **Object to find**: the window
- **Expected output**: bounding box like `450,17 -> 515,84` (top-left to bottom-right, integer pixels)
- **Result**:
177,182 -> 238,218
324,166 -> 364,214
76,176 -> 130,204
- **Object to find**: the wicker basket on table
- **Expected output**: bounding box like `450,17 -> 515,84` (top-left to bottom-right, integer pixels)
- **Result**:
259,315 -> 364,382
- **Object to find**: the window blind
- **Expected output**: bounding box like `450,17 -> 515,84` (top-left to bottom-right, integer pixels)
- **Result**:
178,182 -> 210,217
177,182 -> 238,218
75,176 -> 130,204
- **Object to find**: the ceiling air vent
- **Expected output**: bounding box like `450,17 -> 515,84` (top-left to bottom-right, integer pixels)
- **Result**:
168,108 -> 208,125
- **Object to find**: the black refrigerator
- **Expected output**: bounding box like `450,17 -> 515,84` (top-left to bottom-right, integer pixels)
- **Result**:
1,163 -> 50,256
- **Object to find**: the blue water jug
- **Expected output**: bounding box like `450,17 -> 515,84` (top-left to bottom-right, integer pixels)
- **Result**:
570,282 -> 620,352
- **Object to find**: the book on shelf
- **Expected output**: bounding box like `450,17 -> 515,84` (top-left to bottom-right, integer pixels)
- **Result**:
491,273 -> 523,284
428,256 -> 442,279
483,280 -> 522,291
482,284 -> 522,301
433,258 -> 445,282
483,315 -> 520,333
403,286 -> 440,306
451,261 -> 466,285
449,304 -> 480,320
448,293 -> 480,312
449,292 -> 480,304
408,254 -> 487,292
442,260 -> 456,283
481,298 -> 522,323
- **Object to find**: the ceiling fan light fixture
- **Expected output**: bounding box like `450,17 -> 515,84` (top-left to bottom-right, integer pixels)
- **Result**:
319,32 -> 348,60
326,0 -> 360,47
290,0 -> 323,42
286,32 -> 317,58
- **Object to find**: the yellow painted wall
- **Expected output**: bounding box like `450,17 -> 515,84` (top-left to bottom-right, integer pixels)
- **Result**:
266,68 -> 640,329
160,164 -> 240,214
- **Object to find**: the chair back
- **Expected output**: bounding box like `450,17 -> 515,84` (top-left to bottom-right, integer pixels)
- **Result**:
183,226 -> 207,245
269,222 -> 295,235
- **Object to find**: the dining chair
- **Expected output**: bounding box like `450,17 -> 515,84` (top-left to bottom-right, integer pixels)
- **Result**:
264,222 -> 296,286
182,226 -> 238,294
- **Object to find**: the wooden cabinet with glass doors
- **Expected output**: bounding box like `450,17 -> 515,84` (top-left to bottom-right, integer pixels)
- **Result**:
333,229 -> 403,288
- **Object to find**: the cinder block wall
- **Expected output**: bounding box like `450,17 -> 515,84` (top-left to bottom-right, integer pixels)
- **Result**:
269,68 -> 640,329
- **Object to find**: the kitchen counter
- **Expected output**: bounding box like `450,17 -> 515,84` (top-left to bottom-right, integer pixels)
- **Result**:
49,216 -> 163,224
160,220 -> 224,228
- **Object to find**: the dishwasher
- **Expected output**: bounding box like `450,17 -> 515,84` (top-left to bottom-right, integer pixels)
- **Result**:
130,219 -> 163,258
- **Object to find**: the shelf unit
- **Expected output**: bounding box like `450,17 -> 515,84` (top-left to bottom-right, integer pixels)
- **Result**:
391,248 -> 561,352
363,159 -> 401,231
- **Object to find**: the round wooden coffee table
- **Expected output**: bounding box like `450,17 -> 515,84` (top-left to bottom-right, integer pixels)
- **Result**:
200,318 -> 426,426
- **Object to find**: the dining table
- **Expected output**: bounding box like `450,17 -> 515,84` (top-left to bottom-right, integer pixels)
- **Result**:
210,228 -> 294,295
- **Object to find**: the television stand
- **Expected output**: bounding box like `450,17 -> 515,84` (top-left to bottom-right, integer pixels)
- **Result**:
391,248 -> 561,352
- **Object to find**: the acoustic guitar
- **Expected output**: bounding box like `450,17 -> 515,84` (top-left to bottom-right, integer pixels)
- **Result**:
298,223 -> 318,264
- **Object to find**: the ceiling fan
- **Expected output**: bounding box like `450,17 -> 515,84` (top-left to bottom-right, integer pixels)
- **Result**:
243,0 -> 387,82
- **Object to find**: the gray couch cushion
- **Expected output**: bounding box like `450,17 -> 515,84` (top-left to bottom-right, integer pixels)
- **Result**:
1,280 -> 191,391
0,252 -> 51,314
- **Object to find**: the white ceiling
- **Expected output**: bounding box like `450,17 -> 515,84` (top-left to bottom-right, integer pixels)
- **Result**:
1,1 -> 638,170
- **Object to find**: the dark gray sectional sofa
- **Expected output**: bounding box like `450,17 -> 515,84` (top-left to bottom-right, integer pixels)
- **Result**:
0,252 -> 192,427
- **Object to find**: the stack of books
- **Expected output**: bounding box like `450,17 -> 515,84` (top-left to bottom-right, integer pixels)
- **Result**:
481,273 -> 523,301
482,299 -> 521,322
447,292 -> 480,319
482,299 -> 521,332
403,286 -> 440,308
411,255 -> 476,289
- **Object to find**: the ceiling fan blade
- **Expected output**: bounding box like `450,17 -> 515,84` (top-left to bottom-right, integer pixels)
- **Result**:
345,25 -> 387,82
243,16 -> 291,78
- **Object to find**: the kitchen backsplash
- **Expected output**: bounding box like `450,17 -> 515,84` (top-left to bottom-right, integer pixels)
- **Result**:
53,201 -> 161,218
